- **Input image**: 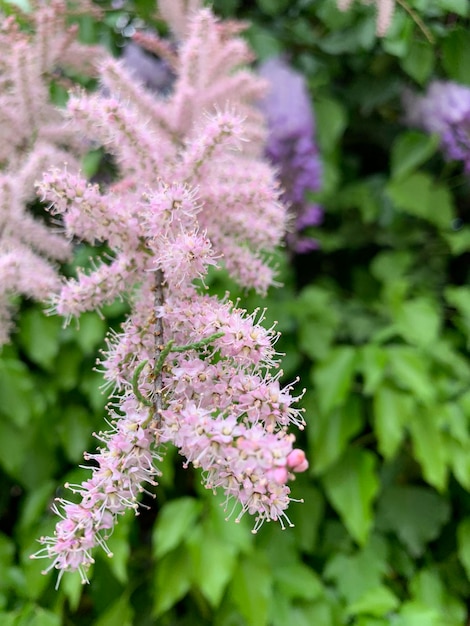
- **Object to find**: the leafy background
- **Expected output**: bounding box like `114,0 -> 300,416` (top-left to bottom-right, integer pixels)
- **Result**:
1,0 -> 470,624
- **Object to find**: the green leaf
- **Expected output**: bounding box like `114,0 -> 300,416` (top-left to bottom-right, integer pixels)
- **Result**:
322,449 -> 379,545
312,395 -> 365,474
409,406 -> 448,490
394,601 -> 441,626
324,535 -> 389,604
0,359 -> 37,427
386,173 -> 454,228
0,419 -> 27,480
393,298 -> 441,347
153,546 -> 192,617
447,438 -> 470,490
289,485 -> 325,553
347,585 -> 399,617
245,24 -> 282,60
373,385 -> 413,459
409,566 -> 466,623
359,344 -> 388,395
442,28 -> 470,85
57,405 -> 93,462
312,346 -> 357,415
153,497 -> 202,559
296,286 -> 340,360
187,524 -> 238,608
104,512 -> 132,584
273,563 -> 324,601
390,132 -> 439,180
387,346 -> 435,404
18,309 -> 61,370
255,0 -> 290,16
74,312 -> 107,355
229,554 -> 272,626
314,97 -> 347,153
376,486 -> 450,556
457,518 -> 470,582
444,227 -> 470,255
94,595 -> 133,626
400,40 -> 434,84
439,0 -> 469,15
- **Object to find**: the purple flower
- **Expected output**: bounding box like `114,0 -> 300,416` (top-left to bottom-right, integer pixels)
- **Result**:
259,57 -> 323,253
122,40 -> 174,94
404,80 -> 470,173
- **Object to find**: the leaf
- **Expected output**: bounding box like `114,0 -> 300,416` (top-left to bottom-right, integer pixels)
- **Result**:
447,439 -> 470,490
322,449 -> 379,545
314,97 -> 347,153
394,298 -> 441,347
312,346 -> 357,415
439,0 -> 469,15
153,546 -> 192,617
347,585 -> 399,617
273,563 -> 324,601
373,385 -> 413,459
103,512 -> 132,584
18,309 -> 61,370
187,524 -> 238,608
359,344 -> 388,395
376,486 -> 450,557
74,312 -> 107,355
312,396 -> 365,474
400,41 -> 434,85
457,518 -> 470,582
324,535 -> 389,604
386,173 -> 454,228
394,601 -> 441,626
296,286 -> 340,360
442,28 -> 470,85
57,405 -> 93,462
408,406 -> 448,490
387,346 -> 435,404
0,359 -> 37,427
289,485 -> 325,553
152,497 -> 202,559
229,553 -> 272,626
94,595 -> 133,626
390,132 -> 439,181
256,0 -> 290,15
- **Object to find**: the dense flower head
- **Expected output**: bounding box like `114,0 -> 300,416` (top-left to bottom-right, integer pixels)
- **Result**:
0,0 -> 107,344
404,80 -> 470,173
259,56 -> 323,253
31,1 -> 308,585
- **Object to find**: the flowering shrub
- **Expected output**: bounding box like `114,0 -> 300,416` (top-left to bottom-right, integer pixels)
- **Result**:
3,0 -> 470,625
3,2 -> 307,586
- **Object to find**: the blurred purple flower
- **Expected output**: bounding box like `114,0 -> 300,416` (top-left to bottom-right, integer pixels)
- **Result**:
122,40 -> 174,94
259,56 -> 323,253
404,80 -> 470,173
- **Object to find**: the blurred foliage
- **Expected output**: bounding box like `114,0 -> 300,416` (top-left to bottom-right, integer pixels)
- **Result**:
2,0 -> 470,624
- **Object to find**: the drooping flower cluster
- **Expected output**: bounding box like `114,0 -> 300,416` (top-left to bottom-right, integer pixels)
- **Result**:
0,0 -> 106,344
32,1 -> 308,585
259,56 -> 323,254
337,0 -> 395,36
404,80 -> 470,174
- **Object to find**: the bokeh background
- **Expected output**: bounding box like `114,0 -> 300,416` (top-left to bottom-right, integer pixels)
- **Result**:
2,0 -> 470,624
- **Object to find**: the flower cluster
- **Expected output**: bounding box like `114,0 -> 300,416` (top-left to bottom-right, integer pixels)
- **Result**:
0,0 -> 106,344
404,80 -> 470,173
259,56 -> 323,254
32,1 -> 308,585
337,0 -> 396,36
